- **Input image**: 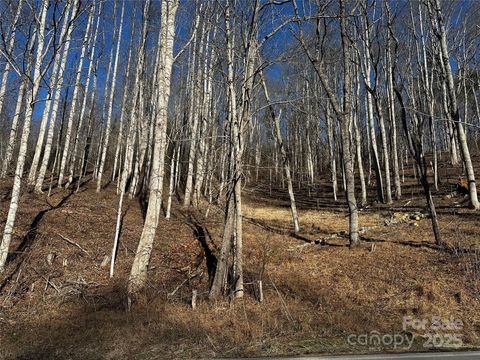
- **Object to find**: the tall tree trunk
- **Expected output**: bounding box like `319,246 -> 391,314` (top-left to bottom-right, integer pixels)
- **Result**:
431,0 -> 479,209
112,20 -> 135,189
210,0 -> 258,298
1,71 -> 29,178
326,104 -> 338,201
339,0 -> 359,247
353,61 -> 367,206
360,7 -> 384,203
128,0 -> 179,295
78,59 -> 100,186
0,0 -> 50,271
183,11 -> 203,207
395,86 -> 442,245
28,1 -> 76,185
67,1 -> 102,188
0,0 -> 24,120
166,141 -> 178,220
94,0 -> 126,192
261,71 -> 300,233
34,2 -> 77,192
111,0 -> 151,278
385,2 -> 402,199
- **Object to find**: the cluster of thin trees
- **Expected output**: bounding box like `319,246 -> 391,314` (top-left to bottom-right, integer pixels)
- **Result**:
0,0 -> 479,300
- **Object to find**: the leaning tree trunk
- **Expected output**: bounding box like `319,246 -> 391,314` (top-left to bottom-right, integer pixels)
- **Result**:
0,0 -> 50,271
34,2 -> 77,192
372,93 -> 393,204
94,0 -> 125,192
193,27 -> 215,205
28,1 -> 76,185
385,9 -> 402,200
112,21 -> 135,188
395,86 -> 442,245
325,104 -> 338,201
166,141 -> 178,220
361,9 -> 384,203
353,61 -> 367,206
431,0 -> 479,209
416,4 -> 439,191
1,71 -> 29,178
293,0 -> 359,246
128,0 -> 179,295
0,0 -> 24,121
78,58 -> 100,187
67,1 -> 102,188
110,0 -> 151,278
183,13 -> 204,207
261,71 -> 300,233
210,0 -> 258,299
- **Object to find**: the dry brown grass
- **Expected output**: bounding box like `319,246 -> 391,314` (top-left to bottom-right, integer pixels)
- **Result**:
0,170 -> 479,359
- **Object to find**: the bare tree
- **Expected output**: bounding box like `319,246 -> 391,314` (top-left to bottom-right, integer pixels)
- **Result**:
1,0 -> 59,271
128,0 -> 179,295
429,0 -> 480,209
93,0 -> 126,192
260,70 -> 300,233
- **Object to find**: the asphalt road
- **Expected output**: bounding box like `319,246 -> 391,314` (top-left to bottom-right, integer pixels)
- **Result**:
243,351 -> 480,360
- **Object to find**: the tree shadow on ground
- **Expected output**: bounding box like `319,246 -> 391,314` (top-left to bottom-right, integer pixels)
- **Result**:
1,283 -> 215,360
179,211 -> 218,287
0,189 -> 77,292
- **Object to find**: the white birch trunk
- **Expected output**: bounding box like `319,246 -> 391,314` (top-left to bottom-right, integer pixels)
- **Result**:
183,12 -> 203,207
326,104 -> 337,201
361,13 -> 384,203
432,0 -> 479,209
35,2 -> 77,193
1,72 -> 28,178
29,2 -> 75,185
261,72 -> 300,233
0,0 -> 49,272
112,24 -> 135,189
128,0 -> 178,293
65,2 -> 99,188
353,63 -> 367,206
166,143 -> 178,220
0,0 -> 24,119
193,26 -> 215,205
94,0 -> 125,191
385,5 -> 401,199
110,0 -> 151,277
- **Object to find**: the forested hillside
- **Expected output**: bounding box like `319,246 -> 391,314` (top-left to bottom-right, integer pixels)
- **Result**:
0,0 -> 479,358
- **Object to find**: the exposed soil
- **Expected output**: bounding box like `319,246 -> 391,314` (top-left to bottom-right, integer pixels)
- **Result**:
0,159 -> 479,359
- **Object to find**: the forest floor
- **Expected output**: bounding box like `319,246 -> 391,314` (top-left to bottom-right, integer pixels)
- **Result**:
0,158 -> 479,359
